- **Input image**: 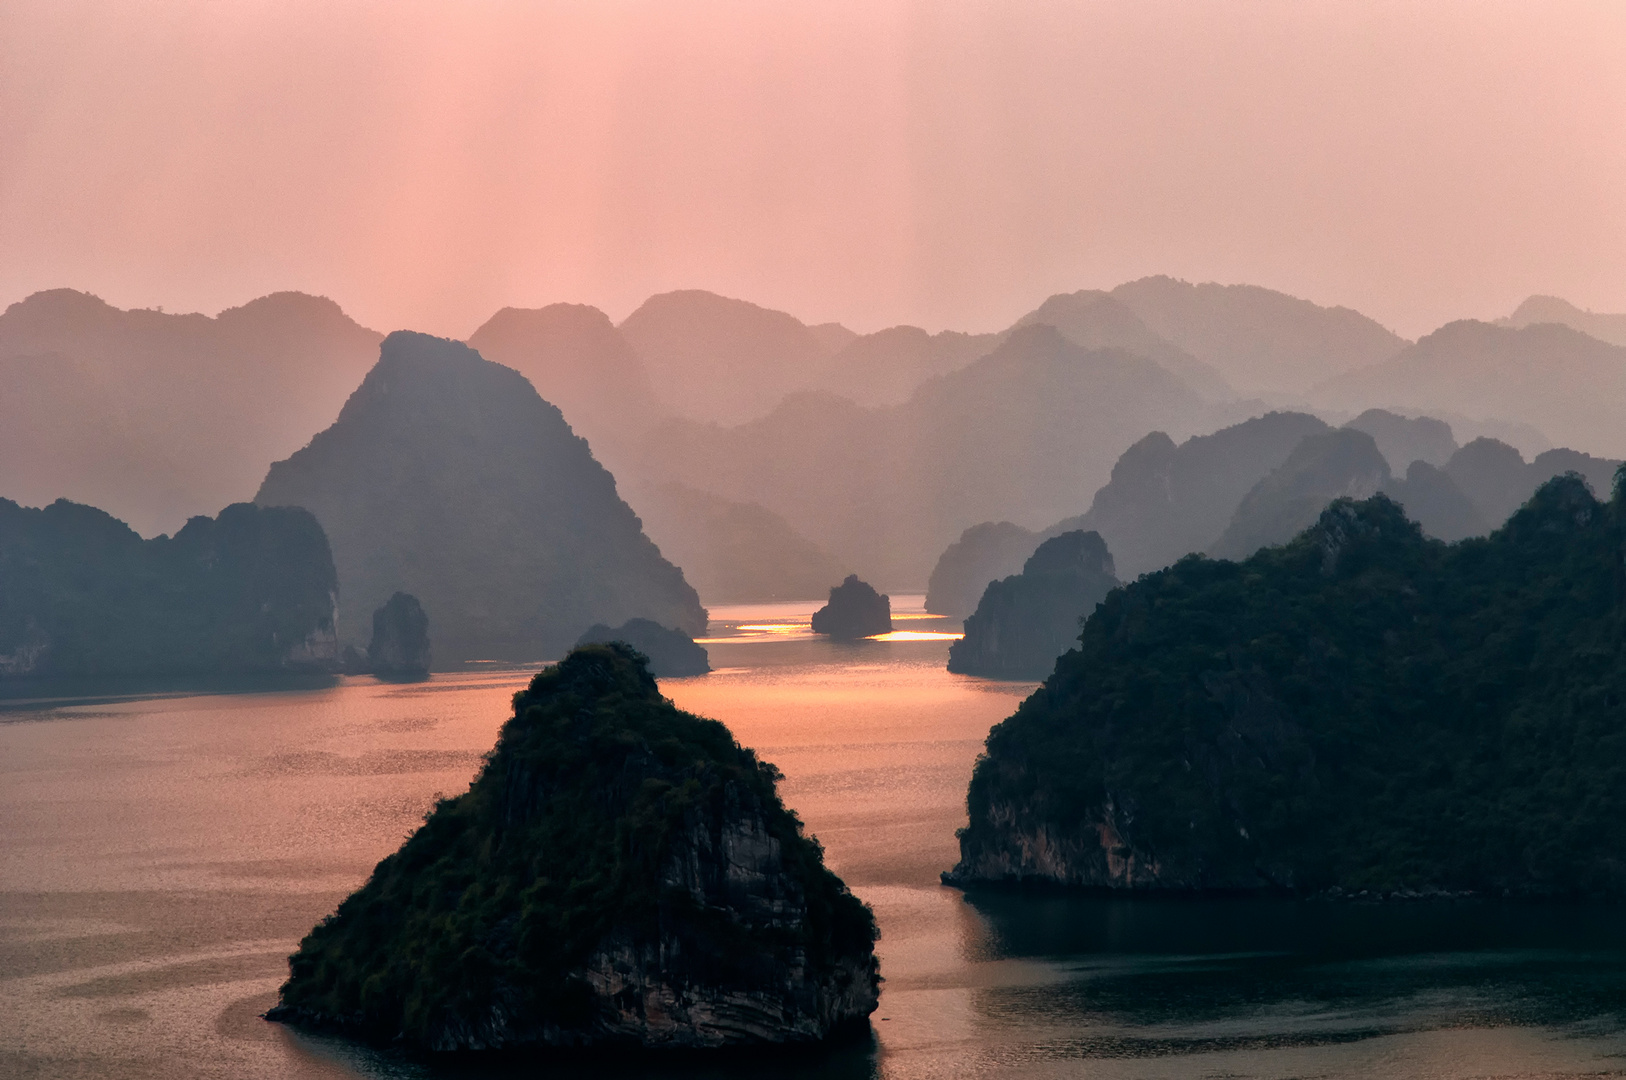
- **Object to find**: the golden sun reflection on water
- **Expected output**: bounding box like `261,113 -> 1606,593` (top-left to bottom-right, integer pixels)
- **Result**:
696,593 -> 963,645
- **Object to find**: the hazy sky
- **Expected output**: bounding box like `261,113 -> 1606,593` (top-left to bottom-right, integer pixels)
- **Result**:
2,0 -> 1622,339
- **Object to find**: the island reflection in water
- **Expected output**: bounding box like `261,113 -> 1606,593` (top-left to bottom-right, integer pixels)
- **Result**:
2,598 -> 1625,1079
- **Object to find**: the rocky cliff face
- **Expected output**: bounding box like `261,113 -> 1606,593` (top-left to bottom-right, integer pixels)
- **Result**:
270,644 -> 877,1051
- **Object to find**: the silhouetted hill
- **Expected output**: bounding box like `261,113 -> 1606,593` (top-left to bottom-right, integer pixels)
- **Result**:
368,592 -> 430,682
924,521 -> 1042,619
807,321 -> 860,353
632,325 -> 1214,587
1012,290 -> 1232,399
812,325 -> 999,407
1210,428 -> 1391,561
270,644 -> 877,1050
1500,295 -> 1626,347
924,408 -> 1582,594
0,289 -> 382,536
576,617 -> 710,677
947,531 -> 1119,680
618,290 -> 835,425
1316,320 -> 1626,458
0,499 -> 336,680
466,303 -> 659,473
625,482 -> 848,603
255,331 -> 705,663
950,481 -> 1626,896
1383,460 -> 1486,543
1444,437 -> 1621,529
1109,276 -> 1407,396
1063,412 -> 1332,578
1344,408 -> 1457,470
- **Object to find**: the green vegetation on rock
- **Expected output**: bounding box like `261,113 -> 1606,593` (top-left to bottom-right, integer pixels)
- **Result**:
271,643 -> 878,1051
950,472 -> 1626,897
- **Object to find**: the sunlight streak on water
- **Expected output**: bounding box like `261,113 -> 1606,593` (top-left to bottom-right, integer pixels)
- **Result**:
698,594 -> 961,644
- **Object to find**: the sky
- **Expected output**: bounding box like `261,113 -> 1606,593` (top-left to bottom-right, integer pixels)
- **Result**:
1,0 -> 1623,340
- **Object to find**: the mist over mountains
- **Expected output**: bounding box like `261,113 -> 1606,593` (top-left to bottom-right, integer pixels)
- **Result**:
1315,320 -> 1626,459
4,275 -> 1625,613
0,289 -> 379,535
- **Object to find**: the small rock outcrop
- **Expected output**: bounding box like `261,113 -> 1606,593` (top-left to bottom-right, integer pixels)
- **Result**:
268,644 -> 879,1051
576,618 -> 710,677
368,592 -> 430,681
810,576 -> 892,639
946,531 -> 1119,680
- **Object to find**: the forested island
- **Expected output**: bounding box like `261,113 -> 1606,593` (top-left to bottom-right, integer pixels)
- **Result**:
949,473 -> 1626,897
0,498 -> 337,682
269,643 -> 879,1051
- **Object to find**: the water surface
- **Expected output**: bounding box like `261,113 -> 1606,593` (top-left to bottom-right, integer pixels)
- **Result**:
3,598 -> 1625,1078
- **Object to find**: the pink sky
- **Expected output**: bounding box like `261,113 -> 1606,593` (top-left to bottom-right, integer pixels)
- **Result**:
2,0 -> 1622,339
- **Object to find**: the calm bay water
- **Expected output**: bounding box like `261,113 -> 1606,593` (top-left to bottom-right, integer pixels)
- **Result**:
4,598 -> 1626,1079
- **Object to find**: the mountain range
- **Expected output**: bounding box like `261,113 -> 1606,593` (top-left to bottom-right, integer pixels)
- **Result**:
928,409 -> 1621,617
0,289 -> 380,535
5,279 -> 1625,602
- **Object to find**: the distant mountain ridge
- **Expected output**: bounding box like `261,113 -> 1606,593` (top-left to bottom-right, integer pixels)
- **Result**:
1500,295 -> 1626,348
1109,276 -> 1409,396
1012,290 -> 1232,400
0,288 -> 381,535
618,289 -> 837,425
632,324 -> 1216,587
1316,320 -> 1626,459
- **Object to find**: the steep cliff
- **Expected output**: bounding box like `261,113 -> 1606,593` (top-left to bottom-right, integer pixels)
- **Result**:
0,498 -> 336,679
950,478 -> 1626,897
947,531 -> 1119,680
269,644 -> 878,1050
255,331 -> 705,663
